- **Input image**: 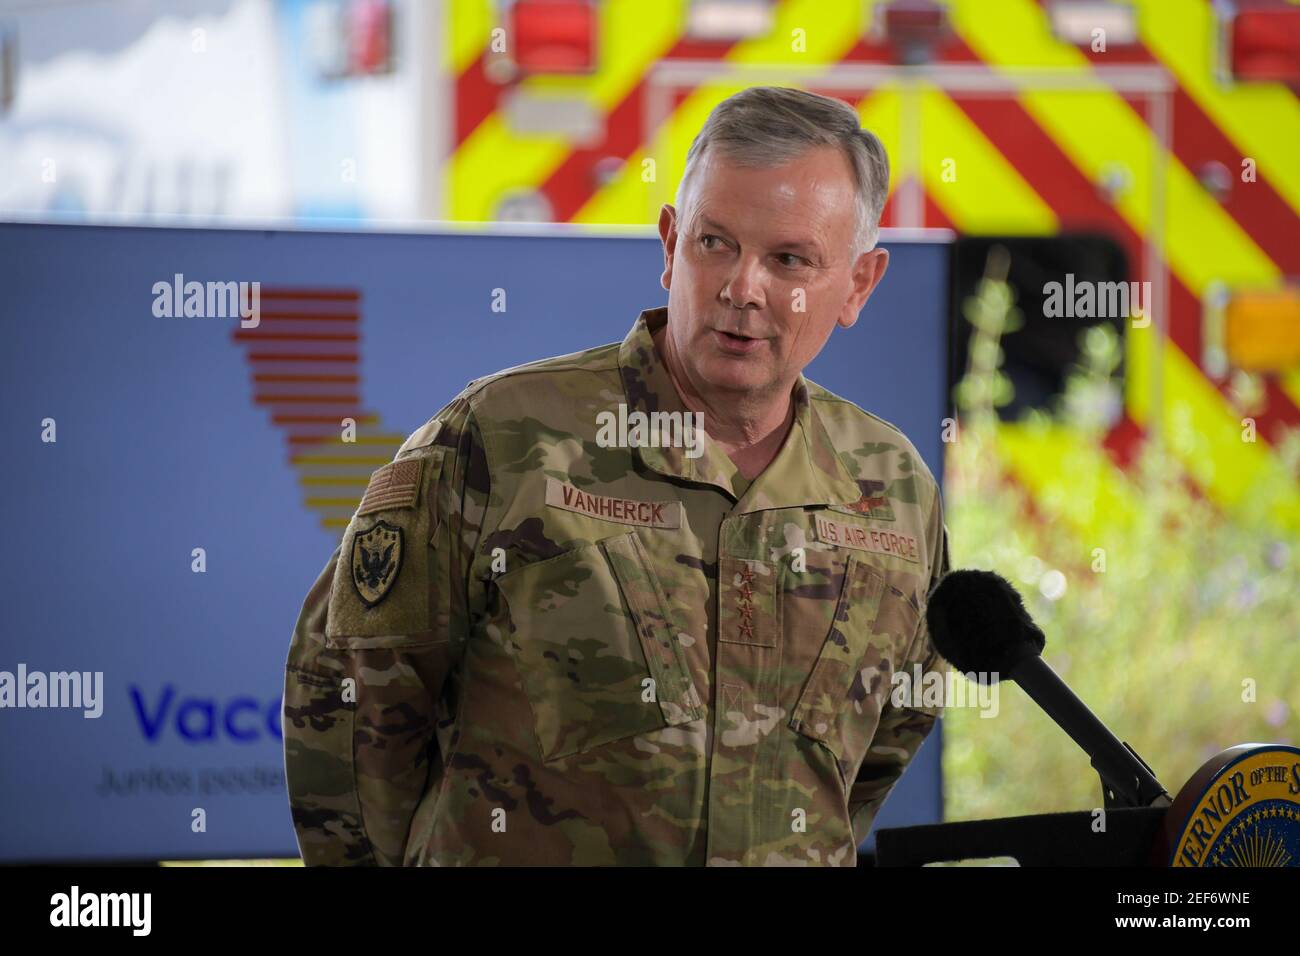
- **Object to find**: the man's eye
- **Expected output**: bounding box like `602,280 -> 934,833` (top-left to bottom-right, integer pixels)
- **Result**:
776,253 -> 805,268
699,234 -> 721,250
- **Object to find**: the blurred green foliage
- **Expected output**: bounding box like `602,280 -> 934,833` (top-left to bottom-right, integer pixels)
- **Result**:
942,252 -> 1300,828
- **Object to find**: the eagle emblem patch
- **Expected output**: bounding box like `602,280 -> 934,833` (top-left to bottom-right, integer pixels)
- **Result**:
351,521 -> 403,607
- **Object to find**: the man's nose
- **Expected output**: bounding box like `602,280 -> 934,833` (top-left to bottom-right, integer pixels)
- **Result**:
720,254 -> 766,310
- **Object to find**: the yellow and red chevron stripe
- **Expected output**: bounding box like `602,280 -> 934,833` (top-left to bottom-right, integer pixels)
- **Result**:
445,0 -> 1300,530
230,288 -> 403,534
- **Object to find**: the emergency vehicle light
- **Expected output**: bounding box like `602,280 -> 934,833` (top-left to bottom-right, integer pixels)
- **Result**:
1229,4 -> 1300,89
509,0 -> 596,73
1224,286 -> 1300,373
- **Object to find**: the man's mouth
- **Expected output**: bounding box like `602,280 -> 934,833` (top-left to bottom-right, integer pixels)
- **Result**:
712,329 -> 766,353
716,325 -> 767,338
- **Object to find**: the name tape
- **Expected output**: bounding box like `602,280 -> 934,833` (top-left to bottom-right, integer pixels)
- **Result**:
545,477 -> 681,530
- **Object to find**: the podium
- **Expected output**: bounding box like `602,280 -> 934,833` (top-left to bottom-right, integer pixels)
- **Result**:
875,744 -> 1300,867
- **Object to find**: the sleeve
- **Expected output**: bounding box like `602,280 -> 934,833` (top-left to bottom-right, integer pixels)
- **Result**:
282,392 -> 490,866
848,478 -> 950,845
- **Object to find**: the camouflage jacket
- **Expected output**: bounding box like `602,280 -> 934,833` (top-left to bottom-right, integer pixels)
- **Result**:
283,306 -> 950,866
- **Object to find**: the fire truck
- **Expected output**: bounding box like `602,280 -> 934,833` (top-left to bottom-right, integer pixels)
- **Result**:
437,0 -> 1300,539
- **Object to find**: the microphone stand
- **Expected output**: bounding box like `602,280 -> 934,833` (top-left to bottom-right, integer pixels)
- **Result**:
1011,657 -> 1172,809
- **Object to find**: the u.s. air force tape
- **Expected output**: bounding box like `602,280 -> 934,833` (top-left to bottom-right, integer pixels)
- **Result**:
814,513 -> 919,563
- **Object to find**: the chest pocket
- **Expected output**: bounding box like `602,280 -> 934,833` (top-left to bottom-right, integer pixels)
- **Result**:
494,531 -> 704,762
788,552 -> 920,777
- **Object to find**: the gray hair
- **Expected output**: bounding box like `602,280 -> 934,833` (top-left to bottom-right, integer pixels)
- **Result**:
674,86 -> 890,253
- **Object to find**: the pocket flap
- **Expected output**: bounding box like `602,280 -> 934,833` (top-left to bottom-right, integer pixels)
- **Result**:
789,553 -> 892,758
600,532 -> 704,723
495,531 -> 701,761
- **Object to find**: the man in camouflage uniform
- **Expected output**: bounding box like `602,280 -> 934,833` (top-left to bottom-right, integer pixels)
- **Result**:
284,86 -> 950,866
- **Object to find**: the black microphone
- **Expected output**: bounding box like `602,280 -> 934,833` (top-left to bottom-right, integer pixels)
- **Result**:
926,569 -> 1170,809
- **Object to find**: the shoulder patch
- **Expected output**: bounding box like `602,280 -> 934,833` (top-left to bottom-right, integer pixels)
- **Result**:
350,521 -> 404,606
357,457 -> 423,516
326,447 -> 446,641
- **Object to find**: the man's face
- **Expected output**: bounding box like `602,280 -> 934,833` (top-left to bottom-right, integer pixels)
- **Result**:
658,145 -> 889,400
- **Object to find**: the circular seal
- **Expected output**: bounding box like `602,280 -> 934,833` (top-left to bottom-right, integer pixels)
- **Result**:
1166,744 -> 1300,867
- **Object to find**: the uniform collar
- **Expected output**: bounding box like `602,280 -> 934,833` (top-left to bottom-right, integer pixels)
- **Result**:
617,307 -> 863,513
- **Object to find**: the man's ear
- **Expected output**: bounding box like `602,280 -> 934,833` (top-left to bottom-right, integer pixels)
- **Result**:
658,204 -> 678,291
839,246 -> 889,329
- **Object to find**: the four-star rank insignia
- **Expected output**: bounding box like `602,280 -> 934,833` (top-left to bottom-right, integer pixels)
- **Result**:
351,521 -> 404,607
